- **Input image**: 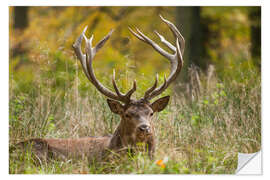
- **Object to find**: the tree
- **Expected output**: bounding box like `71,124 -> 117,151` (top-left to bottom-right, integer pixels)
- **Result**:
249,7 -> 261,69
175,7 -> 205,81
13,7 -> 29,30
11,7 -> 29,69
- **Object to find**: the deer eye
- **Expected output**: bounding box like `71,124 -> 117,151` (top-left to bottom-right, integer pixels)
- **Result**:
150,112 -> 154,116
125,113 -> 131,118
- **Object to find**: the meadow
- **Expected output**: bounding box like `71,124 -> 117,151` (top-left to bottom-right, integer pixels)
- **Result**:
9,7 -> 261,174
9,61 -> 260,174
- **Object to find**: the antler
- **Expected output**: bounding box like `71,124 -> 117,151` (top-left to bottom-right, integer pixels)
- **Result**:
129,15 -> 185,101
73,27 -> 136,104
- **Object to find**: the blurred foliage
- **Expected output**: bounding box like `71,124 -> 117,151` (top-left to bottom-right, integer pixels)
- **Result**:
9,7 -> 260,98
9,7 -> 260,99
200,7 -> 256,74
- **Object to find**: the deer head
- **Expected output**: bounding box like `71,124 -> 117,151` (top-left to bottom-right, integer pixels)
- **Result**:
73,15 -> 184,146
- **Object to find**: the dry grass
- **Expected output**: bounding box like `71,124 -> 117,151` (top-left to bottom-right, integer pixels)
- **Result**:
9,64 -> 261,174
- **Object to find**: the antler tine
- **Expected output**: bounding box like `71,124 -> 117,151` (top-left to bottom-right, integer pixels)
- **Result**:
128,27 -> 174,61
112,69 -> 123,97
128,27 -> 146,42
73,27 -> 137,104
112,69 -> 137,102
129,16 -> 184,101
125,80 -> 137,99
154,30 -> 176,52
144,74 -> 158,99
159,14 -> 185,55
73,26 -> 92,82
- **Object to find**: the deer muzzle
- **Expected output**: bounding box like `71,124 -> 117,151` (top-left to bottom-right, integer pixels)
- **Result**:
138,124 -> 151,134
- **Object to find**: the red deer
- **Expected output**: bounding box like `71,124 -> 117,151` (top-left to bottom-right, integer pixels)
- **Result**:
14,15 -> 185,162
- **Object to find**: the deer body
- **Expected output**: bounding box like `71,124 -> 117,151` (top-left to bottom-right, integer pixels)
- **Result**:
24,137 -> 111,161
15,16 -> 185,162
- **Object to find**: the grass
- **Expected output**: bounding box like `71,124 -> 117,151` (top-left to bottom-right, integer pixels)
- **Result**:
9,62 -> 261,174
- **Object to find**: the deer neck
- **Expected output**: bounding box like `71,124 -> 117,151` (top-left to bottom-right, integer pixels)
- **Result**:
108,120 -> 136,150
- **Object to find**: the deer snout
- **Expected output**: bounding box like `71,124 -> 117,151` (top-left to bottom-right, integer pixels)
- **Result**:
138,124 -> 151,134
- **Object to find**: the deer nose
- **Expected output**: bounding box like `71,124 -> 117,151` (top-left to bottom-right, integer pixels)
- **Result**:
138,124 -> 151,133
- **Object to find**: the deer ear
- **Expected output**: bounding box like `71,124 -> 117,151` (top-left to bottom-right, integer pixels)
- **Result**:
150,96 -> 170,112
107,99 -> 124,114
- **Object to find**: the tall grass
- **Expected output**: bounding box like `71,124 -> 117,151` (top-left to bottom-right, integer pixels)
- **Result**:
9,61 -> 261,174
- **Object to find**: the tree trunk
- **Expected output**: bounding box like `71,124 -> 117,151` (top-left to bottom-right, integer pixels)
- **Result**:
13,7 -> 29,30
249,7 -> 261,69
11,7 -> 29,67
175,7 -> 204,81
